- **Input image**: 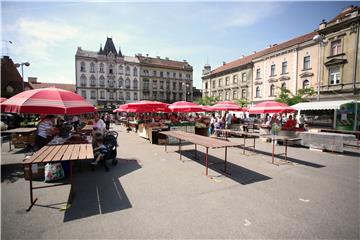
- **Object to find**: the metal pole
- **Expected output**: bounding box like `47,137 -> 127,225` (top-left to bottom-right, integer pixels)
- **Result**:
21,64 -> 24,91
317,41 -> 322,101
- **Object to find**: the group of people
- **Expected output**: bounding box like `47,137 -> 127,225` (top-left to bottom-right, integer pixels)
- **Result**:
262,113 -> 305,131
209,112 -> 239,134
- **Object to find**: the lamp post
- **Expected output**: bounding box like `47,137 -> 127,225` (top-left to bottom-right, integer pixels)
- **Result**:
313,34 -> 325,101
182,82 -> 190,101
15,62 -> 30,91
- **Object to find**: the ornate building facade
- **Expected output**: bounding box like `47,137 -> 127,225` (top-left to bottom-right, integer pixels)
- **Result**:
75,38 -> 193,108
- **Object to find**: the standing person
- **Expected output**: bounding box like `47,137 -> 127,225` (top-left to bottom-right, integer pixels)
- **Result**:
104,112 -> 111,130
226,112 -> 233,129
298,114 -> 305,128
93,114 -> 106,134
210,113 -> 216,134
35,115 -> 55,150
72,115 -> 80,132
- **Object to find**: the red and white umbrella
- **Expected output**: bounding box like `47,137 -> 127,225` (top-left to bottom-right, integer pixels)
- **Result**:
1,87 -> 95,115
127,100 -> 168,109
114,103 -> 170,113
0,97 -> 7,103
248,101 -> 296,114
168,101 -> 204,112
205,101 -> 244,111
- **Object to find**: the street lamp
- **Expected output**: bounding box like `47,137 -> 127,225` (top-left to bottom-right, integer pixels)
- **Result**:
182,82 -> 190,101
15,62 -> 30,91
313,34 -> 326,101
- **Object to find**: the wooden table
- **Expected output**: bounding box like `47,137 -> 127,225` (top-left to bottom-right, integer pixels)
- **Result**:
160,131 -> 243,176
214,129 -> 260,154
79,124 -> 94,133
22,144 -> 94,211
2,127 -> 37,151
263,135 -> 302,165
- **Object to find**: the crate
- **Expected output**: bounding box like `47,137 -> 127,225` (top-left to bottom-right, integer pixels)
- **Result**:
23,162 -> 45,180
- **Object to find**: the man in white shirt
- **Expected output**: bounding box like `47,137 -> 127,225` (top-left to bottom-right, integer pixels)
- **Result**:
93,114 -> 106,133
36,115 -> 55,149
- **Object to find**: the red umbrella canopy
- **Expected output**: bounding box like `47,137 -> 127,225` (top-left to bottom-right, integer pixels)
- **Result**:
169,101 -> 204,112
1,87 -> 95,115
0,97 -> 7,103
248,101 -> 296,114
127,100 -> 168,109
114,103 -> 170,113
206,101 -> 244,111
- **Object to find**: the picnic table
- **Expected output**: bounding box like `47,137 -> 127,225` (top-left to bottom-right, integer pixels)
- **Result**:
263,135 -> 302,165
160,131 -> 243,176
214,129 -> 260,154
22,144 -> 94,211
2,127 -> 37,151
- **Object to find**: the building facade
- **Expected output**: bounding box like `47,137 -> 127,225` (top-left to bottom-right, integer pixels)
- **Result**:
1,56 -> 24,98
76,38 -> 193,107
317,6 -> 360,100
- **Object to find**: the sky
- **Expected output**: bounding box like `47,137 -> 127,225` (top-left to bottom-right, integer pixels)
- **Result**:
1,1 -> 358,89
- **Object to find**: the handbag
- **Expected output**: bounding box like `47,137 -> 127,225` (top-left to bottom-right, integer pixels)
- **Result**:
44,163 -> 65,182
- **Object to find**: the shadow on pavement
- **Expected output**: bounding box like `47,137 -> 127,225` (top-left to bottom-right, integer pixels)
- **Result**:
63,158 -> 141,222
1,163 -> 24,183
177,149 -> 271,185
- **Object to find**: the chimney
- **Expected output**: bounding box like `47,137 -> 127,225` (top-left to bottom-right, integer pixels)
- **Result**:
28,77 -> 37,83
156,56 -> 160,59
165,57 -> 169,60
222,61 -> 226,66
253,51 -> 256,54
319,19 -> 327,30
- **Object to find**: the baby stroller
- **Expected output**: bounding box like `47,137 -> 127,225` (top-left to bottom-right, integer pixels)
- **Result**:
92,131 -> 118,171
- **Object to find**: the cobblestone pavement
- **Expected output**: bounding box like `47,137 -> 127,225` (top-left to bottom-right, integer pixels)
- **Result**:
1,124 -> 359,239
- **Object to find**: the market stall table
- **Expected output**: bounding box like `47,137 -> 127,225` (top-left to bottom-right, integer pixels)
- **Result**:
320,129 -> 360,146
214,129 -> 260,154
263,135 -> 302,165
2,127 -> 37,151
22,144 -> 94,211
160,131 -> 243,176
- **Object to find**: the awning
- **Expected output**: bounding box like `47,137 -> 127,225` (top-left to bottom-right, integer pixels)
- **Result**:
291,100 -> 358,111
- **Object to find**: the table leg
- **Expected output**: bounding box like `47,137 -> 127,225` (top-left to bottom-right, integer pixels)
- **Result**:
165,137 -> 167,152
26,164 -> 38,212
69,161 -> 75,203
9,134 -> 12,152
224,146 -> 227,173
243,135 -> 246,154
272,138 -> 275,164
195,144 -> 197,160
179,139 -> 182,161
285,140 -> 288,162
205,147 -> 209,176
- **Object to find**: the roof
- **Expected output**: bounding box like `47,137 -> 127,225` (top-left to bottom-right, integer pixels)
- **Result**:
124,56 -> 140,63
207,31 -> 318,77
27,82 -> 76,92
99,37 -> 122,57
137,56 -> 193,71
328,5 -> 359,24
291,100 -> 358,111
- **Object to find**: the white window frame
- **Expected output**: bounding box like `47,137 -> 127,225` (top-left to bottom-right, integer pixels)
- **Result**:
329,66 -> 341,85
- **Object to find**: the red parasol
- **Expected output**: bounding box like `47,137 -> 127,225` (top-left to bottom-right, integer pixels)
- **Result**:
114,103 -> 170,113
1,87 -> 95,115
248,101 -> 296,114
205,101 -> 244,111
127,100 -> 168,109
0,97 -> 7,103
168,101 -> 205,112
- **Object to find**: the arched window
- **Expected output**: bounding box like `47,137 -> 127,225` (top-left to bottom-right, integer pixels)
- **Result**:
99,63 -> 104,73
99,76 -> 105,87
90,75 -> 96,86
118,65 -> 123,74
303,80 -> 310,89
109,64 -> 113,74
125,78 -> 131,88
270,84 -> 275,96
255,86 -> 260,98
133,67 -> 138,76
125,66 -> 130,76
109,78 -> 114,87
80,74 -> 87,86
90,62 -> 95,73
281,82 -> 286,89
133,78 -> 138,89
118,77 -> 124,88
80,62 -> 86,72
241,89 -> 246,99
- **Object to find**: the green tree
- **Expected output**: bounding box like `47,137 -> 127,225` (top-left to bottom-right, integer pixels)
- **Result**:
235,98 -> 249,107
276,87 -> 316,106
195,96 -> 219,106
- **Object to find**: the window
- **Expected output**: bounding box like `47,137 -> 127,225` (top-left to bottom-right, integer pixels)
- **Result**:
90,75 -> 96,86
233,90 -> 238,100
125,78 -> 131,88
126,92 -> 131,100
270,64 -> 276,77
133,67 -> 138,76
81,90 -> 86,98
303,56 -> 311,70
134,92 -> 138,100
90,62 -> 95,73
119,65 -> 123,74
119,92 -> 124,100
241,89 -> 246,99
133,79 -> 138,89
152,91 -> 157,100
179,73 -> 182,78
160,92 -> 165,99
99,76 -> 105,87
256,68 -> 261,79
173,72 -> 176,78
109,92 -> 114,99
118,77 -> 124,88
212,80 -> 216,88
143,79 -> 150,90
303,80 -> 310,89
186,74 -> 191,80
331,40 -> 342,56
80,62 -> 86,72
109,64 -> 113,74
173,82 -> 177,90
100,91 -> 105,99
225,77 -> 230,86
167,72 -> 170,77
109,79 -> 114,88
218,92 -> 222,100
178,82 -> 182,91
80,75 -> 87,87
91,90 -> 96,99
255,87 -> 260,98
166,81 -> 170,90
152,80 -> 158,90
241,73 -> 246,82
153,70 -> 157,77
218,79 -> 222,87
270,84 -> 275,96
281,82 -> 286,89
143,69 -> 149,76
205,82 -> 208,90
281,61 -> 287,74
329,66 -> 340,85
233,75 -> 238,84
160,81 -> 164,90
99,63 -> 104,73
225,91 -> 229,100
160,71 -> 163,77
125,66 -> 130,76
